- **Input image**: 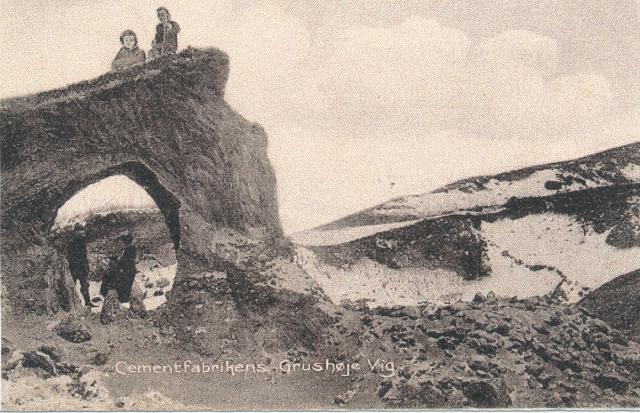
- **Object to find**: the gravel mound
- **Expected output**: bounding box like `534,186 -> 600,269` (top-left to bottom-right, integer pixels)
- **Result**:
333,295 -> 640,408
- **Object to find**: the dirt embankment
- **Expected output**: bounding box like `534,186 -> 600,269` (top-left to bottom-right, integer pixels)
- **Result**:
4,288 -> 640,409
1,48 -> 282,315
579,269 -> 640,343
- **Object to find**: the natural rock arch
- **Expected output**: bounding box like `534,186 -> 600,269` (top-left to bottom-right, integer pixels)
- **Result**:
51,166 -> 181,311
50,161 -> 182,250
0,48 -> 282,314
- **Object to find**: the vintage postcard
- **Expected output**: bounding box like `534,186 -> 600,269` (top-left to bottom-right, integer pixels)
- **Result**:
1,0 -> 640,410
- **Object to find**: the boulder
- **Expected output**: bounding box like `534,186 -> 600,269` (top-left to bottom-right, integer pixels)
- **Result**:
472,292 -> 486,304
38,345 -> 61,362
100,290 -> 121,325
55,318 -> 91,343
89,351 -> 109,366
75,369 -> 108,400
129,281 -> 147,317
595,370 -> 629,394
22,350 -> 57,375
461,380 -> 512,408
333,389 -> 357,406
1,337 -> 13,356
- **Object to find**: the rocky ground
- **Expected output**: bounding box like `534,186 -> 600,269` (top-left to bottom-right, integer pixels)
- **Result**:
355,295 -> 640,408
3,229 -> 640,409
3,205 -> 640,409
1,313 -> 193,410
2,143 -> 639,409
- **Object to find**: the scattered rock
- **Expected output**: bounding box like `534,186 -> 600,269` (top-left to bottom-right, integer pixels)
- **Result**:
544,180 -> 563,190
55,362 -> 79,375
333,389 -> 357,406
22,350 -> 57,375
115,397 -> 126,408
45,321 -> 60,331
525,363 -> 545,378
490,322 -> 510,336
38,345 -> 61,362
595,370 -> 629,394
100,290 -> 121,325
75,369 -> 106,399
374,295 -> 640,408
461,380 -> 512,408
156,277 -> 171,288
56,317 -> 92,343
89,352 -> 109,366
472,292 -> 486,304
377,380 -> 393,398
2,337 -> 14,358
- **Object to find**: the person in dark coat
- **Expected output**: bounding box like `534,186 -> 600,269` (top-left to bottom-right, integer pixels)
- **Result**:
111,30 -> 146,71
149,7 -> 181,59
66,224 -> 95,307
115,233 -> 138,306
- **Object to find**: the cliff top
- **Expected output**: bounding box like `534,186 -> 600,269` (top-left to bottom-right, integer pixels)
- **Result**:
0,47 -> 230,113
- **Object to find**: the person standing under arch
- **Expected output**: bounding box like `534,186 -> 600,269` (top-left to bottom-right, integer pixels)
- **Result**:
66,224 -> 95,307
115,232 -> 138,308
99,232 -> 138,309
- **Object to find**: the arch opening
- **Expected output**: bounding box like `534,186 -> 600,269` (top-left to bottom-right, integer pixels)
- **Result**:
50,170 -> 181,312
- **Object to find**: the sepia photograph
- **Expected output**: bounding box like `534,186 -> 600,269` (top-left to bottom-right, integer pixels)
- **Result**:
1,0 -> 640,410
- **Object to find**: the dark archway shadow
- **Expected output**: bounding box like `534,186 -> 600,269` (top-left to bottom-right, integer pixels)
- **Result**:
48,161 -> 182,312
48,161 -> 181,250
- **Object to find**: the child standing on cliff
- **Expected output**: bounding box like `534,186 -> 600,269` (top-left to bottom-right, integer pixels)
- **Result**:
149,6 -> 181,59
111,30 -> 146,71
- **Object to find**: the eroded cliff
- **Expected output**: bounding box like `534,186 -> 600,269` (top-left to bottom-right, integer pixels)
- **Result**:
1,48 -> 282,314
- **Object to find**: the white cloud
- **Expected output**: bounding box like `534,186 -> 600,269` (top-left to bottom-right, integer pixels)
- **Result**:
475,29 -> 560,76
3,2 -> 639,233
219,2 -> 315,123
460,29 -> 625,142
543,74 -> 615,137
316,17 -> 470,135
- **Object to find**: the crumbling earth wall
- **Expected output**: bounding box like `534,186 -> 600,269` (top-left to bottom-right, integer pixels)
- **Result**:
0,48 -> 282,314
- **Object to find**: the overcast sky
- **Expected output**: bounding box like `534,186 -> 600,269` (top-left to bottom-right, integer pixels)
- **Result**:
3,1 -> 640,233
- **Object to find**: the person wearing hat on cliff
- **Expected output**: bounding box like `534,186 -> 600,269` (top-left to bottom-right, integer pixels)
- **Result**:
111,30 -> 146,71
149,7 -> 181,59
66,224 -> 96,307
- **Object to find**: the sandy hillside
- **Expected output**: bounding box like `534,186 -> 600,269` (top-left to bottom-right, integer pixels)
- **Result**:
292,142 -> 640,307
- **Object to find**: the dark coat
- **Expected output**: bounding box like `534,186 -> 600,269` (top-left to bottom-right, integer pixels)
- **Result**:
118,245 -> 137,281
99,245 -> 137,302
111,46 -> 146,71
116,245 -> 137,302
153,21 -> 180,54
67,238 -> 89,280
